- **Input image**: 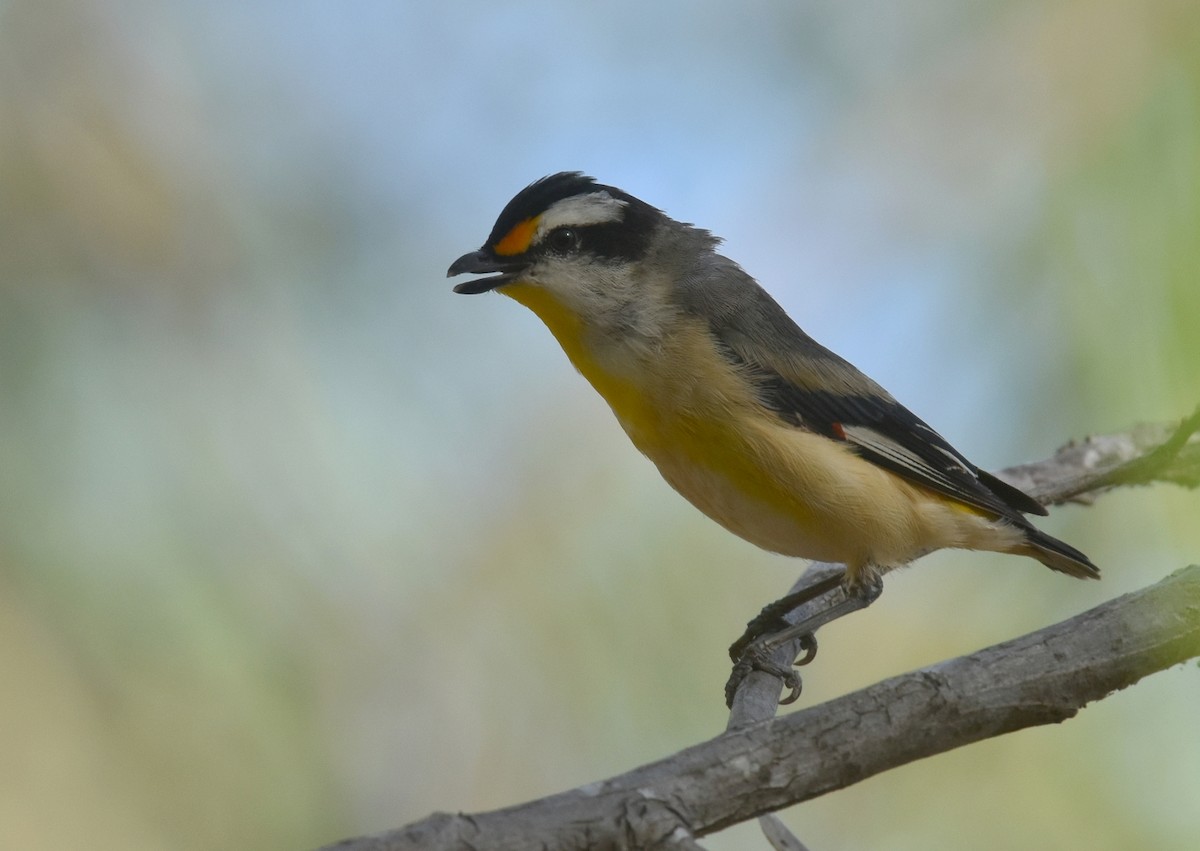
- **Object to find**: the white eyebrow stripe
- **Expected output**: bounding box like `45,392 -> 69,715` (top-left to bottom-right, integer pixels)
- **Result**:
534,191 -> 627,241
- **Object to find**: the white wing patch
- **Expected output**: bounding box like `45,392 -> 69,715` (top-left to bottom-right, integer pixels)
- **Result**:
535,191 -> 627,241
842,424 -> 973,489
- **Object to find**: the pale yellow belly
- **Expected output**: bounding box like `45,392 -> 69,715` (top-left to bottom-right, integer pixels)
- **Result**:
651,448 -> 852,562
630,414 -> 1022,576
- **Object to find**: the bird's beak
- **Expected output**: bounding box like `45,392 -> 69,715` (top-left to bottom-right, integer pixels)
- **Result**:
446,249 -> 528,294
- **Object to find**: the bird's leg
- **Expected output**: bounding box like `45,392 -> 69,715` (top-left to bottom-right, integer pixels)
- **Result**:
728,570 -> 846,662
759,572 -> 883,656
726,572 -> 884,707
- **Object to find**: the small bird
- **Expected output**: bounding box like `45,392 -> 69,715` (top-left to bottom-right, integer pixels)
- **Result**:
447,172 -> 1097,655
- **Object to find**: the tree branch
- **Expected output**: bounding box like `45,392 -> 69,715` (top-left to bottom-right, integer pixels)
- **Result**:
322,566 -> 1200,851
320,412 -> 1200,851
1000,403 -> 1200,505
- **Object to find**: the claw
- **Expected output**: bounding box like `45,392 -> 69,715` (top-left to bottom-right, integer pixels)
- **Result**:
795,633 -> 818,666
778,670 -> 803,705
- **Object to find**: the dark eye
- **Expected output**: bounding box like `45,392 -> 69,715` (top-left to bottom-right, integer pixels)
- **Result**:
546,227 -> 582,254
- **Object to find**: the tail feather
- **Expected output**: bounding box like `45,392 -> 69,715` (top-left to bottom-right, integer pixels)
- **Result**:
1019,527 -> 1100,579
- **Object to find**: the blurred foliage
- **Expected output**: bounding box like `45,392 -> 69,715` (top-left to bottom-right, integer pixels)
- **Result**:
0,1 -> 1197,850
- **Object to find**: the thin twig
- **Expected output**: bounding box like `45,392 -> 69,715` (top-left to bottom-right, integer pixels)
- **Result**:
1001,408 -> 1200,506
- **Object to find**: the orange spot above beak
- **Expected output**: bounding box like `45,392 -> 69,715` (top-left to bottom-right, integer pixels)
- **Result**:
494,215 -> 540,256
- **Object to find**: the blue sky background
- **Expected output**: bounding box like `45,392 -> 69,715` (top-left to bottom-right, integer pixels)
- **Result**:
1,1 -> 1197,849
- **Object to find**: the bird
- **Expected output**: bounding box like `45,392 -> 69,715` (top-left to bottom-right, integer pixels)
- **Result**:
447,172 -> 1097,689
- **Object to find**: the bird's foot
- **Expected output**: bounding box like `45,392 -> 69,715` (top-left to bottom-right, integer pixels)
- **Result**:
728,573 -> 844,662
725,632 -> 818,708
724,570 -> 883,708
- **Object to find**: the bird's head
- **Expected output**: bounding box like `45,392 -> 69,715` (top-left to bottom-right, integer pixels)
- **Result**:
447,172 -> 721,339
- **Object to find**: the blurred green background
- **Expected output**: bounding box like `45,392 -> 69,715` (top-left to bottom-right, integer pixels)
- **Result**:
1,1 -> 1197,849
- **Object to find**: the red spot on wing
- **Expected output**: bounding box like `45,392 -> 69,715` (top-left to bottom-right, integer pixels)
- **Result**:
831,422 -> 847,440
